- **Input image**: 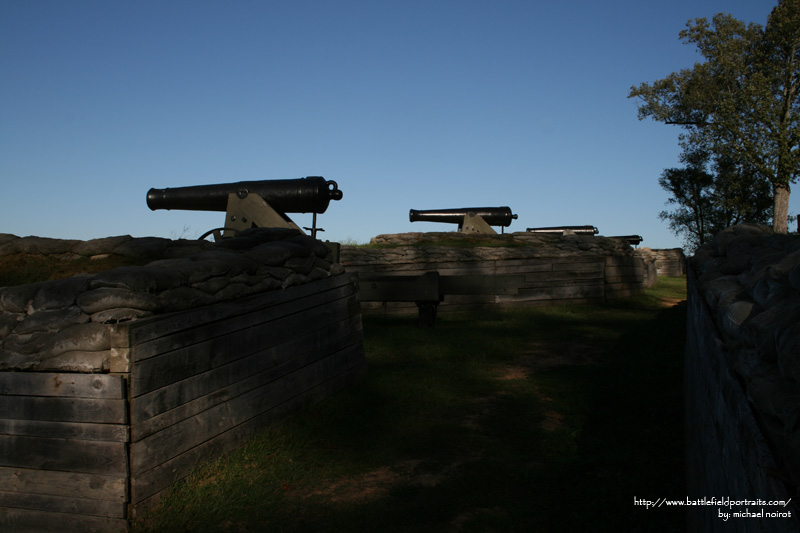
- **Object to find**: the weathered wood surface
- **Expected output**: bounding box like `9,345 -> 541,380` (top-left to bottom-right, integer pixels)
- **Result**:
131,344 -> 363,477
132,362 -> 365,512
0,274 -> 366,529
0,490 -> 125,518
358,272 -> 440,302
125,274 -> 366,509
343,236 -> 656,314
0,418 -> 129,442
355,256 -> 615,313
129,286 -> 356,397
0,466 -> 127,501
0,435 -> 127,475
0,506 -> 127,533
0,396 -> 127,424
130,315 -> 362,438
0,373 -> 125,399
0,373 -> 129,527
131,300 -> 349,398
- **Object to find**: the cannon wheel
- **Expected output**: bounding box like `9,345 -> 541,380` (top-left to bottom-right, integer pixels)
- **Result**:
198,227 -> 238,242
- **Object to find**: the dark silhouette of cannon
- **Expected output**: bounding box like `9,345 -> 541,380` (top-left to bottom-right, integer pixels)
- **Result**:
409,207 -> 518,234
146,176 -> 342,240
608,235 -> 644,246
526,225 -> 598,235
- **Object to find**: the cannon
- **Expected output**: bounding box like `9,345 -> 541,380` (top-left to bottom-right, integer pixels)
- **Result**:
608,235 -> 644,246
409,207 -> 518,234
146,176 -> 342,240
526,225 -> 598,235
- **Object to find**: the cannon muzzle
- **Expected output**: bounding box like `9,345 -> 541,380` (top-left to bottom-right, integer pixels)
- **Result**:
409,207 -> 518,228
147,176 -> 342,214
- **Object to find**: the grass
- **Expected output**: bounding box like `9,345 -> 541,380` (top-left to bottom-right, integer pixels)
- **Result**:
132,277 -> 688,533
0,253 -> 149,287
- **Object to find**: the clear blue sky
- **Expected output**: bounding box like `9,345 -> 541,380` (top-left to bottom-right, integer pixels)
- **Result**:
1,0 -> 790,250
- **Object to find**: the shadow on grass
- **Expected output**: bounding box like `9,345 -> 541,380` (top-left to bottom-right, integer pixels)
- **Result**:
537,301 -> 687,532
134,286 -> 687,533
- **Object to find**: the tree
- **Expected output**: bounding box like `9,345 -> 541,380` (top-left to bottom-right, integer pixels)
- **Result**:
658,144 -> 773,251
629,0 -> 800,233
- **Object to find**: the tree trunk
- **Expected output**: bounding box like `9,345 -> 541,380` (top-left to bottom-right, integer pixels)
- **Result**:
773,182 -> 791,233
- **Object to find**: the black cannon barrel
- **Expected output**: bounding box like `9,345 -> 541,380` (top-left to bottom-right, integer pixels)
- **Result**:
609,235 -> 644,245
526,225 -> 598,235
146,176 -> 342,214
409,207 -> 518,227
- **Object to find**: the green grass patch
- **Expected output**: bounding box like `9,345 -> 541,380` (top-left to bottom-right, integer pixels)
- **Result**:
132,278 -> 688,532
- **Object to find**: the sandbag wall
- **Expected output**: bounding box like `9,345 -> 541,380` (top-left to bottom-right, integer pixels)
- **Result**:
0,229 -> 366,532
685,224 -> 799,532
341,232 -> 656,313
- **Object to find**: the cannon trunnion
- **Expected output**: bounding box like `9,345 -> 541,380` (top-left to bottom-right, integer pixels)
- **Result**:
147,176 -> 342,240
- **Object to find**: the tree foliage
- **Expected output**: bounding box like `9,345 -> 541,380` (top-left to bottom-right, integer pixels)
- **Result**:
658,146 -> 773,251
630,0 -> 800,234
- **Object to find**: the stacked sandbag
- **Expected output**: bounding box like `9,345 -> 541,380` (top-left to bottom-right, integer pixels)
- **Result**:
690,223 -> 800,489
0,228 -> 342,372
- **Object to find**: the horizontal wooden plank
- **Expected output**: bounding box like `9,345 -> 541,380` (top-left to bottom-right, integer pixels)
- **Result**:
130,293 -> 357,397
439,275 -> 525,295
131,363 -> 366,506
493,259 -> 547,269
0,506 -> 127,533
131,315 -> 363,438
495,263 -> 553,276
524,271 -> 604,284
131,312 -> 362,425
131,344 -> 365,476
0,373 -> 125,399
0,466 -> 126,502
0,489 -> 126,519
434,264 -> 497,275
358,272 -> 440,302
125,274 -> 356,347
548,255 -> 604,264
0,435 -> 128,476
551,261 -> 605,273
0,418 -> 129,443
0,396 -> 127,424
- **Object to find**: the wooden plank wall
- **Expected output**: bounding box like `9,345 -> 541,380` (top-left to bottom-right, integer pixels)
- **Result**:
0,273 -> 365,530
495,256 -> 606,305
354,256 -> 615,314
604,255 -> 646,299
125,273 -> 366,514
0,373 -> 129,533
654,249 -> 686,277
